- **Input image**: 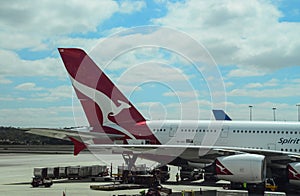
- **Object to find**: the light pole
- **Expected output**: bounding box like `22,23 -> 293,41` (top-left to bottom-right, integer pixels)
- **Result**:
249,105 -> 253,121
272,107 -> 276,121
296,104 -> 300,122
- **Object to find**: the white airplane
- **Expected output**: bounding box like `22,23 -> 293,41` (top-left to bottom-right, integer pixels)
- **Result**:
28,48 -> 300,190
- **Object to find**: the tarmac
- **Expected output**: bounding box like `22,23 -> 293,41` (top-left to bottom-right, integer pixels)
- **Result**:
0,148 -> 298,196
0,151 -> 224,196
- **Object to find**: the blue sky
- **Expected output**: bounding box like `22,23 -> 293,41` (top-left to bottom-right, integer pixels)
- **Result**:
1,0 -> 300,127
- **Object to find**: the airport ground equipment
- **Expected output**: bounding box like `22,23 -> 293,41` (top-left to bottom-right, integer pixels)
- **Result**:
265,178 -> 278,191
31,176 -> 53,188
33,165 -> 109,181
66,166 -> 80,179
155,165 -> 170,183
180,166 -> 202,181
33,167 -> 47,179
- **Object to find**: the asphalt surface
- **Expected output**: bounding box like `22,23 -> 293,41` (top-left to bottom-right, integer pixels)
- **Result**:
0,149 -> 297,196
0,152 -> 225,196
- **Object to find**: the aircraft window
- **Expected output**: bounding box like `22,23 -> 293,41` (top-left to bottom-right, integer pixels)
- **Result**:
214,130 -> 216,132
233,130 -> 236,133
286,131 -> 289,134
290,131 -> 293,134
260,131 -> 263,133
285,149 -> 288,151
237,130 -> 240,133
273,131 -> 276,134
281,131 -> 284,134
265,131 -> 267,134
164,129 -> 166,131
281,149 -> 283,151
160,129 -> 162,131
269,131 -> 272,134
295,149 -> 297,152
245,130 -> 247,133
248,130 -> 251,133
290,149 -> 293,152
186,139 -> 193,143
277,131 -> 280,134
241,130 -> 244,133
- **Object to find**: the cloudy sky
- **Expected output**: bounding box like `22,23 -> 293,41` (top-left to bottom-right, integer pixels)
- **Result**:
1,0 -> 300,127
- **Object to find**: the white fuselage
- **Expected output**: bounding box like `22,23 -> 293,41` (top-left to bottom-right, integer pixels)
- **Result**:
146,120 -> 300,153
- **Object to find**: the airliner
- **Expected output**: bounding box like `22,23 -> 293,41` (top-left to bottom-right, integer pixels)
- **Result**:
28,48 -> 300,190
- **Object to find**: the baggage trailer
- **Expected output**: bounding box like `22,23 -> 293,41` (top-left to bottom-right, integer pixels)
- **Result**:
31,176 -> 53,188
91,165 -> 108,177
66,166 -> 80,179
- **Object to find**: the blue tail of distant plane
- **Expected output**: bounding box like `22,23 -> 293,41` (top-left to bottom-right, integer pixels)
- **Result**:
213,109 -> 232,121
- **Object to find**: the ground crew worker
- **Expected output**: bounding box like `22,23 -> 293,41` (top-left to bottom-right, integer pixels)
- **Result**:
176,173 -> 179,182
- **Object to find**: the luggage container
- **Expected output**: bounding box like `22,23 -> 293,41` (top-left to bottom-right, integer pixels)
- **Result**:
91,165 -> 108,177
58,167 -> 67,178
33,167 -> 47,179
46,167 -> 55,179
79,166 -> 90,178
66,166 -> 80,179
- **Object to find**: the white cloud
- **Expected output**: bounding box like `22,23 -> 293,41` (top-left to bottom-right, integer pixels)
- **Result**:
119,0 -> 146,13
115,62 -> 188,84
224,101 -> 298,122
0,106 -> 76,127
227,67 -> 266,77
15,82 -> 43,91
0,0 -> 146,51
244,78 -> 279,89
154,0 -> 300,73
163,90 -> 199,98
244,82 -> 263,89
0,49 -> 66,77
33,85 -> 73,102
229,83 -> 300,98
0,76 -> 12,84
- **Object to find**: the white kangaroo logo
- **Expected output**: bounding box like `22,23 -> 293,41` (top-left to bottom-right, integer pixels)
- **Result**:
289,167 -> 300,179
70,76 -> 135,139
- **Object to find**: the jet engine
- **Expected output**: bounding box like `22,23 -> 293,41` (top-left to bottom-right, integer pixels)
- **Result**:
215,154 -> 266,183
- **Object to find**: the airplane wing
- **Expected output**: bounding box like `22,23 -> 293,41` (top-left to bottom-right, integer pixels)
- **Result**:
73,140 -> 300,164
25,128 -> 125,143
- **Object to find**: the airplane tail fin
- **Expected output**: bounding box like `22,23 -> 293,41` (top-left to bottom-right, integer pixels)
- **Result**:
58,48 -> 159,144
212,109 -> 232,121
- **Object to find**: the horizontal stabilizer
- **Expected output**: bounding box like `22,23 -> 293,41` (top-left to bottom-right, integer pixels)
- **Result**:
69,137 -> 87,156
